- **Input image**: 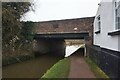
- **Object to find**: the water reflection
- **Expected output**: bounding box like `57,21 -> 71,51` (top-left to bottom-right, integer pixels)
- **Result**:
2,54 -> 62,78
65,44 -> 85,57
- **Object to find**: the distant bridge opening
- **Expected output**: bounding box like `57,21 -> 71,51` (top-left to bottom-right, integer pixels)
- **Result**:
65,39 -> 85,57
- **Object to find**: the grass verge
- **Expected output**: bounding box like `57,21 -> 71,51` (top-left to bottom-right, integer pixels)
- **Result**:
41,58 -> 70,79
85,57 -> 109,78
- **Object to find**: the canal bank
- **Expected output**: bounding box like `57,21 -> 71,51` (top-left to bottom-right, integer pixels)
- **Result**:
41,47 -> 109,79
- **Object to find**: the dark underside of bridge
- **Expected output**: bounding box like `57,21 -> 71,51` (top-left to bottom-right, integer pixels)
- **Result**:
33,32 -> 89,57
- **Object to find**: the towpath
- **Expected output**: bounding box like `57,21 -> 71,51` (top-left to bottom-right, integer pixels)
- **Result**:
68,49 -> 96,78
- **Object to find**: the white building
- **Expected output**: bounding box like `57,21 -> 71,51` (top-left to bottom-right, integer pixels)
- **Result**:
92,0 -> 120,78
94,0 -> 120,52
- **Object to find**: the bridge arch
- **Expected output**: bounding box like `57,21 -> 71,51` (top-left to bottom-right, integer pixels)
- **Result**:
33,32 -> 89,57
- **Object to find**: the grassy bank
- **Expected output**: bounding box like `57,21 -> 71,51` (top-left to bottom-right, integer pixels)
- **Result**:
85,57 -> 109,78
41,58 -> 70,79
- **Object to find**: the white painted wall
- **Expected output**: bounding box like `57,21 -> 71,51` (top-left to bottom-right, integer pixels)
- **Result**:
94,0 -> 120,52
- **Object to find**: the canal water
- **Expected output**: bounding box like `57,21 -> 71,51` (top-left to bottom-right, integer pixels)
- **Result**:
2,54 -> 62,78
2,44 -> 84,79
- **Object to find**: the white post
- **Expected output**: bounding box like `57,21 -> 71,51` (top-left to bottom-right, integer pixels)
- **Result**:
84,46 -> 87,57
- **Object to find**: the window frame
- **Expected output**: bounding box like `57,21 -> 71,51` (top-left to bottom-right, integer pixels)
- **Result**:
115,1 -> 120,30
95,15 -> 101,34
108,1 -> 120,36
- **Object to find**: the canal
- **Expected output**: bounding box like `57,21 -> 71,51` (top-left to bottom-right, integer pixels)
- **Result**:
2,44 -> 84,79
2,54 -> 62,79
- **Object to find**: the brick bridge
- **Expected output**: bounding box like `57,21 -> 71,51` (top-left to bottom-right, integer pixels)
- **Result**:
33,17 -> 94,56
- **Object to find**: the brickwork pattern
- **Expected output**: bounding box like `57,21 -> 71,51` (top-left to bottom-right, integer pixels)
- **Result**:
34,17 -> 94,45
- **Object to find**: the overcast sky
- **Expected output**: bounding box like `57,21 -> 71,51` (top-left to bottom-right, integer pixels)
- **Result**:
22,0 -> 100,22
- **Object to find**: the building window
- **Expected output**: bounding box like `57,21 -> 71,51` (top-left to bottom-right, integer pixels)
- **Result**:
95,15 -> 101,34
98,16 -> 101,30
97,15 -> 101,31
115,1 -> 120,30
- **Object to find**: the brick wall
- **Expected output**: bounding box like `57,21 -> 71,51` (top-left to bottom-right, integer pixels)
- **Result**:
34,17 -> 94,45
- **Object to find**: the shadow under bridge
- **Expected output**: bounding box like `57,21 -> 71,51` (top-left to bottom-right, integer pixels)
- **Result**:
33,32 -> 89,57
